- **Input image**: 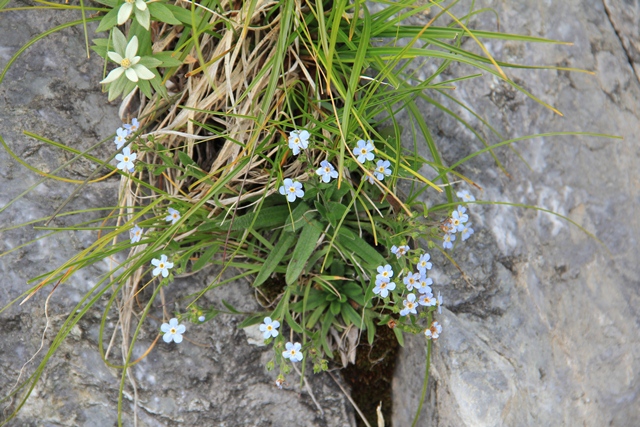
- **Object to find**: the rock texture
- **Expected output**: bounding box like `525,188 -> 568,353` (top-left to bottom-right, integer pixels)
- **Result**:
0,3 -> 353,426
393,0 -> 640,426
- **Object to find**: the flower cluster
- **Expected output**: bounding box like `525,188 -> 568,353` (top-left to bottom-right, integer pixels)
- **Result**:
442,193 -> 475,249
352,140 -> 392,184
372,244 -> 444,340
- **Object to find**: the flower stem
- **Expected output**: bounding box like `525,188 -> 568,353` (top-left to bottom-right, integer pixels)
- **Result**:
411,312 -> 432,427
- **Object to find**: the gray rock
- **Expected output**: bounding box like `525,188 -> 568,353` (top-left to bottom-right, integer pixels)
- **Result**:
0,3 -> 353,426
393,0 -> 640,426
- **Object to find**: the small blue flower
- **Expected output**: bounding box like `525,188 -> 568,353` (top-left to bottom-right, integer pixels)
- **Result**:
451,209 -> 468,232
151,254 -> 174,277
373,278 -> 396,298
115,147 -> 136,171
130,224 -> 143,244
456,189 -> 475,202
288,130 -> 310,155
114,127 -> 128,149
316,160 -> 338,183
354,139 -> 375,163
417,253 -> 432,274
425,321 -> 442,340
400,293 -> 418,316
165,207 -> 181,225
376,264 -> 394,281
373,159 -> 392,181
283,342 -> 303,362
416,277 -> 433,294
443,233 -> 455,249
279,178 -> 304,202
259,317 -> 280,339
461,222 -> 475,241
198,315 -> 206,322
124,118 -> 140,135
418,292 -> 437,307
161,318 -> 185,343
391,244 -> 410,258
403,272 -> 421,292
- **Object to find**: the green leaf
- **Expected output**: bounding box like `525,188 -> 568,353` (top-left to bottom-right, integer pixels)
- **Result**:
148,2 -> 182,25
92,0 -> 117,6
221,299 -> 240,314
153,51 -> 184,68
285,310 -> 303,333
228,205 -> 289,231
192,244 -> 219,272
253,231 -> 296,287
137,79 -> 153,99
237,314 -> 265,329
365,313 -> 376,345
95,7 -> 119,33
283,202 -> 316,232
393,327 -> 405,347
112,27 -> 127,55
326,201 -> 348,228
340,303 -> 362,327
138,56 -> 163,68
286,220 -> 323,285
165,3 -> 196,25
306,302 -> 330,329
336,227 -> 385,267
330,300 -> 341,316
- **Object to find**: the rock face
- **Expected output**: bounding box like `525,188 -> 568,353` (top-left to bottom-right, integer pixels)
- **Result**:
0,3 -> 353,426
393,0 -> 640,426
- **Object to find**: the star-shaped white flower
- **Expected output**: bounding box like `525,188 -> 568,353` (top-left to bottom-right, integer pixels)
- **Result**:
165,207 -> 181,225
151,254 -> 174,277
115,147 -> 136,171
101,35 -> 154,84
130,224 -> 143,244
117,0 -> 150,29
161,318 -> 185,343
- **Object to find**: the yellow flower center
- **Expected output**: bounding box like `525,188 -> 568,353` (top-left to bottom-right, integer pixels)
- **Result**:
123,156 -> 129,162
380,283 -> 387,289
170,327 -> 177,334
172,213 -> 178,219
293,138 -> 300,144
121,58 -> 132,69
407,302 -> 415,309
159,262 -> 165,269
324,167 -> 331,173
360,149 -> 367,154
267,325 -> 272,331
125,0 -> 135,4
288,186 -> 296,193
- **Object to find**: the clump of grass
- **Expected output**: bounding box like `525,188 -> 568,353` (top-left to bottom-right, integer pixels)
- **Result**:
0,0 -> 618,425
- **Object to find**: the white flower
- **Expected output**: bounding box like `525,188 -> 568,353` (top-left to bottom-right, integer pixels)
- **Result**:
376,264 -> 394,281
416,277 -> 433,294
117,0 -> 150,29
456,189 -> 475,202
373,278 -> 396,298
151,254 -> 174,277
101,35 -> 154,84
124,118 -> 140,135
373,159 -> 392,180
279,178 -> 304,202
461,223 -> 475,241
316,160 -> 338,183
391,244 -> 410,258
130,224 -> 143,244
418,292 -> 436,307
115,146 -> 136,171
165,207 -> 181,225
417,253 -> 432,274
114,127 -> 128,149
161,318 -> 185,343
259,317 -> 280,339
403,272 -> 420,291
282,342 -> 303,362
354,139 -> 375,163
443,233 -> 455,249
400,293 -> 418,316
288,130 -> 310,155
424,321 -> 442,340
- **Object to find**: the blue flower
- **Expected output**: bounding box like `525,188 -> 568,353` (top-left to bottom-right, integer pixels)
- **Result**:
115,147 -> 136,171
373,278 -> 396,298
124,118 -> 140,135
283,342 -> 303,362
400,293 -> 418,316
198,315 -> 206,322
288,130 -> 310,155
161,318 -> 185,343
279,178 -> 304,202
403,272 -> 420,292
456,189 -> 475,202
130,224 -> 143,244
259,317 -> 280,339
417,253 -> 432,274
451,207 -> 468,232
151,254 -> 174,277
373,159 -> 392,180
316,160 -> 338,183
443,233 -> 455,249
416,277 -> 433,294
114,127 -> 128,149
376,264 -> 394,281
418,292 -> 437,307
461,222 -> 474,241
354,140 -> 375,163
391,244 -> 410,258
165,207 -> 181,225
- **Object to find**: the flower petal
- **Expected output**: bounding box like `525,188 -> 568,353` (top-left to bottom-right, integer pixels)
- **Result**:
125,36 -> 139,60
176,325 -> 186,334
132,64 -> 155,80
161,324 -> 170,333
117,3 -> 133,25
107,51 -> 123,64
173,334 -> 183,343
169,318 -> 178,327
163,333 -> 173,343
125,67 -> 139,82
100,67 -> 124,84
135,0 -> 147,10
